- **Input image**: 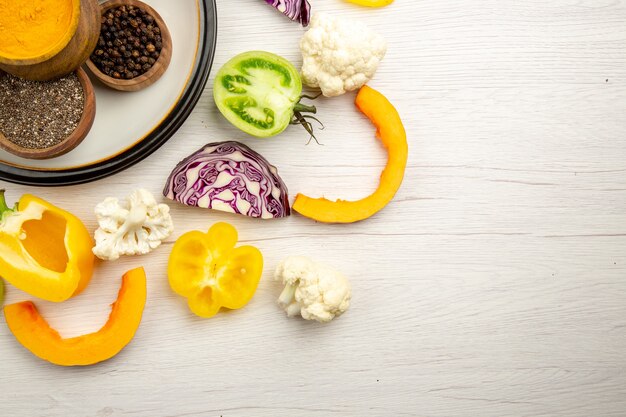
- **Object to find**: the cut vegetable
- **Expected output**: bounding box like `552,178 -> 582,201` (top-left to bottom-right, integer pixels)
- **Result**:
264,0 -> 311,26
213,51 -> 319,138
0,190 -> 94,302
93,189 -> 174,261
345,0 -> 394,7
168,222 -> 263,318
4,267 -> 147,366
164,141 -> 290,219
300,13 -> 387,97
276,256 -> 351,323
293,86 -> 408,223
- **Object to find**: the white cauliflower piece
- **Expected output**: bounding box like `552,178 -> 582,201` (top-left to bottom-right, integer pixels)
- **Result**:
300,13 -> 387,97
275,256 -> 351,323
93,189 -> 173,261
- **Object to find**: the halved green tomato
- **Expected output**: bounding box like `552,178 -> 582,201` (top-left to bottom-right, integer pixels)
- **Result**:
213,51 -> 315,138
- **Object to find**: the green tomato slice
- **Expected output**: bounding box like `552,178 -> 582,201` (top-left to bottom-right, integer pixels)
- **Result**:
213,51 -> 303,138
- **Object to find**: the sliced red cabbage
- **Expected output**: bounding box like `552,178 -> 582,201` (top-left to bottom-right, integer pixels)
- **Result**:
164,141 -> 290,219
265,0 -> 311,26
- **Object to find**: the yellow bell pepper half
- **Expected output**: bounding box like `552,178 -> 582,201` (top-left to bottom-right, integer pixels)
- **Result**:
168,222 -> 263,318
0,190 -> 95,302
346,0 -> 394,7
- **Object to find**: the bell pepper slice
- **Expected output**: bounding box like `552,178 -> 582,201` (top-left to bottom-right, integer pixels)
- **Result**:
346,0 -> 394,7
168,222 -> 263,318
0,191 -> 95,302
293,85 -> 408,223
4,267 -> 147,366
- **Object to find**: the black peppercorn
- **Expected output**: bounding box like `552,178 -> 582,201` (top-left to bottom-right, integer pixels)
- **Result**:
90,5 -> 164,80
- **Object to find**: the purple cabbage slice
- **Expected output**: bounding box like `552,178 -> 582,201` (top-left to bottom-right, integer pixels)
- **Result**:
164,141 -> 290,219
265,0 -> 311,26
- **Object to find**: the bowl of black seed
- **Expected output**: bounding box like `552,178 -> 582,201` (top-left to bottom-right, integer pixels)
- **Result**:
0,68 -> 96,160
86,0 -> 172,92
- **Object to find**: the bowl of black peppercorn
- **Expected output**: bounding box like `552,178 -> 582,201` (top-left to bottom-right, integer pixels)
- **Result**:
86,0 -> 172,92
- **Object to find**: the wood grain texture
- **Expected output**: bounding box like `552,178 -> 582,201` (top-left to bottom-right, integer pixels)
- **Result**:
1,0 -> 626,416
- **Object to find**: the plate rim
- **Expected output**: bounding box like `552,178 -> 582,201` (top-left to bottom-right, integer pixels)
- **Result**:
0,0 -> 217,186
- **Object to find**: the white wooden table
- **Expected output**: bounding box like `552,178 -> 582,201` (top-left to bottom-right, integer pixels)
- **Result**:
2,1 -> 626,416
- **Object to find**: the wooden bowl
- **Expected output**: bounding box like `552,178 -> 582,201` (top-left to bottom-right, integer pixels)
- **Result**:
0,68 -> 96,160
0,0 -> 101,81
85,0 -> 173,92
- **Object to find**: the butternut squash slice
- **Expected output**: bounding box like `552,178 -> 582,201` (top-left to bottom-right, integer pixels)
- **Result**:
293,85 -> 408,223
4,267 -> 146,366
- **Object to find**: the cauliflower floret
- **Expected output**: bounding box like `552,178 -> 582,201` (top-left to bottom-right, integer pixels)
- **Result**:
93,189 -> 173,261
300,13 -> 387,97
275,256 -> 351,323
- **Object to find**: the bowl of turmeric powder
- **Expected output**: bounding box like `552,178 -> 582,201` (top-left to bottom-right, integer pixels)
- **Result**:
0,0 -> 101,81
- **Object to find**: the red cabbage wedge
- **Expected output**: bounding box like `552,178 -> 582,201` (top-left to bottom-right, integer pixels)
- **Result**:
265,0 -> 311,26
164,141 -> 290,219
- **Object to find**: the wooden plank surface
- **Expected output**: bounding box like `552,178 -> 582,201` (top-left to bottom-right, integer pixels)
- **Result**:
1,0 -> 626,416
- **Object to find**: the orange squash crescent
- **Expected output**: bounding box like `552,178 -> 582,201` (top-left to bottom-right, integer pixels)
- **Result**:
4,267 -> 146,366
292,85 -> 408,223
